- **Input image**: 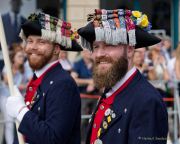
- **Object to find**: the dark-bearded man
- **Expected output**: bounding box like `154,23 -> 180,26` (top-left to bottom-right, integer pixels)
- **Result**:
78,9 -> 168,144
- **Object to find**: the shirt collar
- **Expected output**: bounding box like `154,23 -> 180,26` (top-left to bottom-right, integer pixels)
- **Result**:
105,66 -> 137,98
35,60 -> 59,78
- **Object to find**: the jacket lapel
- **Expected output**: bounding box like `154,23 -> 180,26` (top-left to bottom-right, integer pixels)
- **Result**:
86,97 -> 103,144
98,100 -> 123,138
30,64 -> 62,110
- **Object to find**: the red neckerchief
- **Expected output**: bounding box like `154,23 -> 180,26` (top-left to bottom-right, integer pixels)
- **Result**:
25,62 -> 59,109
90,70 -> 138,143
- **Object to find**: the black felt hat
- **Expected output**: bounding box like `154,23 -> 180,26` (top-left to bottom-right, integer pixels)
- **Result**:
20,13 -> 83,52
77,9 -> 161,50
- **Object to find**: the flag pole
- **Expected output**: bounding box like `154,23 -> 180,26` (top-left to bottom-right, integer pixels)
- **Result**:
0,14 -> 25,144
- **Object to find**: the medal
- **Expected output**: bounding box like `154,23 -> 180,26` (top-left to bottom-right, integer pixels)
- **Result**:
107,116 -> 111,123
94,139 -> 103,144
103,121 -> 108,129
97,128 -> 102,137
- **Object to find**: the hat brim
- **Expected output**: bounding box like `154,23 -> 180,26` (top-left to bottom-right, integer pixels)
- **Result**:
78,22 -> 161,49
21,21 -> 83,52
60,40 -> 83,52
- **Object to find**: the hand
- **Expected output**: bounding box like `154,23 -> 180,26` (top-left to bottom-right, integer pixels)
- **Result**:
6,86 -> 26,118
86,84 -> 95,93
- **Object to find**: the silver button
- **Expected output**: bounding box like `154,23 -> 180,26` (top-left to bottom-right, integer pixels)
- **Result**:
43,93 -> 45,97
112,113 -> 116,118
118,128 -> 121,133
26,101 -> 30,106
36,94 -> 39,99
29,87 -> 33,91
89,118 -> 92,123
124,108 -> 127,113
38,107 -> 40,111
50,81 -> 53,85
93,123 -> 96,128
100,105 -> 104,110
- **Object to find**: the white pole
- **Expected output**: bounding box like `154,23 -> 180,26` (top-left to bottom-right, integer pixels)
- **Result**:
0,14 -> 25,144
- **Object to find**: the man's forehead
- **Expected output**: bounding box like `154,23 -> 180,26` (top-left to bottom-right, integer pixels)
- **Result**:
27,35 -> 44,40
93,41 -> 107,45
93,41 -> 128,47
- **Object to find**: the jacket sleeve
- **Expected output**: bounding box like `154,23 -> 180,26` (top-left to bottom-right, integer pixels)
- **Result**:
18,79 -> 81,144
128,96 -> 168,144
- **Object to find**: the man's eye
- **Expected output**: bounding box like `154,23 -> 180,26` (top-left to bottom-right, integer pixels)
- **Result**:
27,40 -> 32,43
93,45 -> 98,49
105,44 -> 112,47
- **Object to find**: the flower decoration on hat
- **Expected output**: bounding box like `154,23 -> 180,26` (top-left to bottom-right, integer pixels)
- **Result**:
79,9 -> 152,51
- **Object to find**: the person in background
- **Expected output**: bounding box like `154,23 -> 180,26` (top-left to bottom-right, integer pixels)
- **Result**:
0,0 -> 26,72
133,48 -> 150,78
0,43 -> 29,144
167,43 -> 180,95
71,50 -> 96,94
78,9 -> 168,144
59,51 -> 73,73
5,12 -> 82,144
147,44 -> 169,96
161,36 -> 171,62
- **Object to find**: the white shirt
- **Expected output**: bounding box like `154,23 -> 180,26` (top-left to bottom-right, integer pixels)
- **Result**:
35,60 -> 59,78
106,66 -> 137,98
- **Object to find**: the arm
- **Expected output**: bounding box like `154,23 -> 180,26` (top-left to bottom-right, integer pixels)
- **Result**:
18,79 -> 81,144
71,71 -> 94,86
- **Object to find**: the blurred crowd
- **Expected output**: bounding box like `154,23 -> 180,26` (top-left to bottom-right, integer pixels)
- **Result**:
0,0 -> 180,143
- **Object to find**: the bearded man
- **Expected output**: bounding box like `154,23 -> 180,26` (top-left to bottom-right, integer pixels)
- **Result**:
6,12 -> 82,144
78,9 -> 168,144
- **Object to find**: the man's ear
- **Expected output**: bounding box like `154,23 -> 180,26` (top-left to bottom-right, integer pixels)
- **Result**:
127,46 -> 135,59
54,44 -> 61,55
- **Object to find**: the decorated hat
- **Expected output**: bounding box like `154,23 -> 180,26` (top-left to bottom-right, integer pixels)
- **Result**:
19,12 -> 83,51
78,9 -> 161,51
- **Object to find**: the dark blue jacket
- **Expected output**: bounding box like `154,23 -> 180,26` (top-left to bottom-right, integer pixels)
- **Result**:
14,63 -> 81,144
86,71 -> 168,144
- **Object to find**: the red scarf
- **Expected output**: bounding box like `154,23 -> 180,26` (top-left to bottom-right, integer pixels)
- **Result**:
25,62 -> 59,109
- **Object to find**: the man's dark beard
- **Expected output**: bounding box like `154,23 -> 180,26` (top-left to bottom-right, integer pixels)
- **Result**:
93,56 -> 128,89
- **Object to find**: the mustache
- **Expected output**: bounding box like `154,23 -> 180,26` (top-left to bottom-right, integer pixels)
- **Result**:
26,50 -> 42,55
94,56 -> 113,64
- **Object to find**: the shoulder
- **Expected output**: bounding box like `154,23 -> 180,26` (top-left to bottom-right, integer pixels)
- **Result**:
41,64 -> 78,93
129,73 -> 165,106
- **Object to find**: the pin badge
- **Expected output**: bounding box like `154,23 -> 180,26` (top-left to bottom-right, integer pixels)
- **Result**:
107,116 -> 111,123
103,121 -> 108,129
105,108 -> 111,116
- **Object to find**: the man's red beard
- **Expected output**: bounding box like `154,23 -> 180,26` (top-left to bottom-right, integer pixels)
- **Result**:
93,56 -> 128,89
27,52 -> 53,70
